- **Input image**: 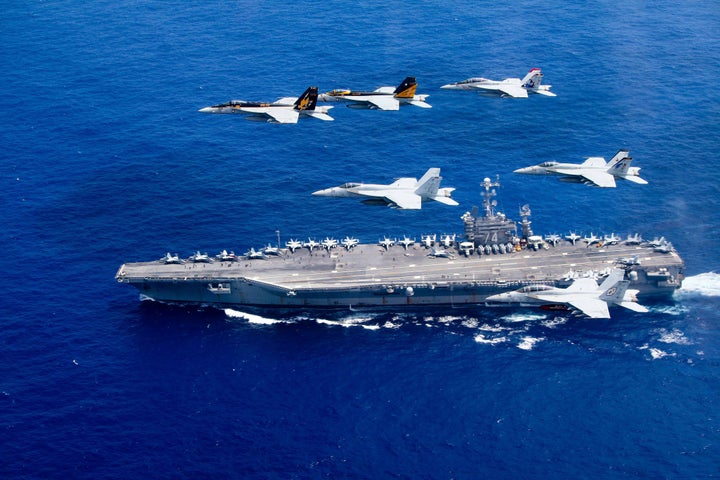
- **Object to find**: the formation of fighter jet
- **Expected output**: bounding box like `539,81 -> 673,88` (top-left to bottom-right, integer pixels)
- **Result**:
198,86 -> 334,124
318,76 -> 431,110
312,168 -> 457,210
514,150 -> 648,188
441,68 -> 556,98
485,269 -> 648,319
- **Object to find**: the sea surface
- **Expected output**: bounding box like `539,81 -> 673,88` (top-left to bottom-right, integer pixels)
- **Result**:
2,1 -> 720,478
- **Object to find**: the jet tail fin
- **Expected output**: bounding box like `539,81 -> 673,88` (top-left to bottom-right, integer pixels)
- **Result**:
294,86 -> 319,110
600,281 -> 649,313
606,151 -> 648,184
521,68 -> 544,89
393,76 -> 418,98
598,269 -> 626,291
414,168 -> 441,197
605,150 -> 631,168
599,279 -> 630,303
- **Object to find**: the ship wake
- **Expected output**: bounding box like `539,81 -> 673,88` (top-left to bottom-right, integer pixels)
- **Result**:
674,272 -> 720,298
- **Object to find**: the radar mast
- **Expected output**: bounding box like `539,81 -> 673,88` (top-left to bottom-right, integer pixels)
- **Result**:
480,176 -> 501,218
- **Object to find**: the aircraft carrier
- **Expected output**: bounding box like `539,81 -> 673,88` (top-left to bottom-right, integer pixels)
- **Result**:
116,178 -> 684,309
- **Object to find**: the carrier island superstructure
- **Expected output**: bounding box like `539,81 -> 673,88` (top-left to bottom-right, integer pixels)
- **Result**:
116,177 -> 684,309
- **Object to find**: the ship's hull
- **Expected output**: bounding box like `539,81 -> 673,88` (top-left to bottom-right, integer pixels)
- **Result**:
117,240 -> 684,309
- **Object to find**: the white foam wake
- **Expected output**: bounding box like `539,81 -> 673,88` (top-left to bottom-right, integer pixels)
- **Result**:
517,336 -> 545,350
224,308 -> 288,325
675,272 -> 720,298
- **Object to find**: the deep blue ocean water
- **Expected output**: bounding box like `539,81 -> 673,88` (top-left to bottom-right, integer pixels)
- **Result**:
2,1 -> 720,478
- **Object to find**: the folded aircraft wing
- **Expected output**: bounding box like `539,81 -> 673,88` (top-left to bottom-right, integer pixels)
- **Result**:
382,191 -> 422,209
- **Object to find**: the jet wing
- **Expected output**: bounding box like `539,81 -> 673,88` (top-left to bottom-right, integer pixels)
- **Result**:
405,99 -> 432,108
303,111 -> 334,121
621,175 -> 649,185
580,157 -> 608,168
617,300 -> 649,313
580,171 -> 617,188
344,95 -> 400,110
432,196 -> 459,206
272,96 -> 298,106
533,292 -> 610,318
566,298 -> 611,318
563,277 -> 602,293
373,86 -> 396,94
474,84 -> 528,98
552,168 -> 617,187
241,107 -> 299,124
382,191 -> 422,209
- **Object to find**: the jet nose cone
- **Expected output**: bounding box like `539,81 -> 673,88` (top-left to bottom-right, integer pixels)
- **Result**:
312,188 -> 329,196
513,166 -> 535,174
198,106 -> 214,113
440,84 -> 454,89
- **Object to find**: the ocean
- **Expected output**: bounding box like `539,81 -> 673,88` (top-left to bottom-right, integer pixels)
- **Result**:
2,0 -> 719,478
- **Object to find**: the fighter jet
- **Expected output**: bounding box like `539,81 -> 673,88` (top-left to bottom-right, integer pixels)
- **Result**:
485,269 -> 648,319
318,76 -> 431,110
285,239 -> 303,253
341,237 -> 359,250
514,150 -> 648,188
441,68 -> 556,98
198,86 -> 334,123
312,168 -> 457,210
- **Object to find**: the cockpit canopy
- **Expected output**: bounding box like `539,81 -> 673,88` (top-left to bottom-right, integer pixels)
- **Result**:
458,77 -> 488,84
339,182 -> 361,189
519,285 -> 554,293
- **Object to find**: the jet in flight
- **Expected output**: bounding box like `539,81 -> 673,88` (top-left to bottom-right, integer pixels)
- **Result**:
514,150 -> 647,188
441,68 -> 556,98
318,76 -> 431,110
198,86 -> 334,123
485,269 -> 648,319
312,168 -> 457,210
